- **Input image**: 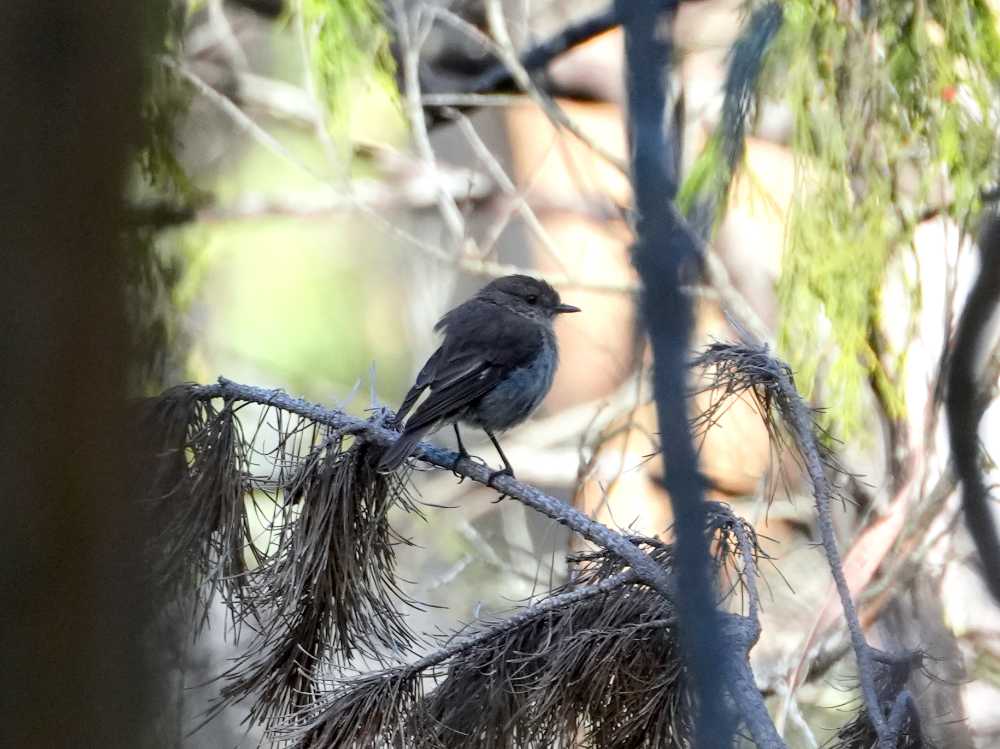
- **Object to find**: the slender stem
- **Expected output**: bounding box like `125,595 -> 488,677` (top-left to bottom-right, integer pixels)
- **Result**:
424,6 -> 620,126
775,367 -> 890,744
193,379 -> 679,604
392,0 -> 466,247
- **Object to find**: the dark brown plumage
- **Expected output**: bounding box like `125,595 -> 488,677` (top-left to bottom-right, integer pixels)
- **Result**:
378,275 -> 579,475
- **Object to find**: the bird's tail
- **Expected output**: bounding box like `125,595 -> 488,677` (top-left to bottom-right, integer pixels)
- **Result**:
377,428 -> 428,473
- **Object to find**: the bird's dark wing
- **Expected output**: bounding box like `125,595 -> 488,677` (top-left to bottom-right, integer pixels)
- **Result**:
399,299 -> 541,432
400,362 -> 503,432
394,347 -> 441,423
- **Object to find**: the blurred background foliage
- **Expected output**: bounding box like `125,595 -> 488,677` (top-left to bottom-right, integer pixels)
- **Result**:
774,0 -> 1000,436
141,0 -> 408,405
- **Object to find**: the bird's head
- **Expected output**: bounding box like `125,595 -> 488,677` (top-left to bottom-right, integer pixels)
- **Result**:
478,275 -> 581,323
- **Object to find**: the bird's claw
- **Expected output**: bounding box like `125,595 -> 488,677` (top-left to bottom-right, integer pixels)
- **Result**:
451,450 -> 468,481
452,451 -> 487,482
487,466 -> 514,488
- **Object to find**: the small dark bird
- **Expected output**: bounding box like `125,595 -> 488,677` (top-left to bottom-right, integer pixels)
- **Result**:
378,275 -> 580,478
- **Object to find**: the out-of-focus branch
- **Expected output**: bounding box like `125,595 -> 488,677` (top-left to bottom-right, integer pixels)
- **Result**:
195,177 -> 490,219
947,212 -> 1000,606
393,1 -> 467,248
483,0 -> 628,174
448,109 -> 578,277
467,7 -> 618,98
165,46 -> 765,322
703,241 -> 771,343
616,2 -> 782,747
228,0 -> 284,18
422,5 -> 620,126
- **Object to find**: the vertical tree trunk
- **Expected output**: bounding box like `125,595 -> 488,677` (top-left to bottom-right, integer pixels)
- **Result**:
0,4 -> 166,746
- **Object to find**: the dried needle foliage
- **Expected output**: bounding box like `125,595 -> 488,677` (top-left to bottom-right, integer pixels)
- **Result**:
216,434 -> 422,727
145,385 -> 255,624
829,653 -> 930,749
692,341 -> 849,501
288,504 -> 761,749
140,384 -> 421,727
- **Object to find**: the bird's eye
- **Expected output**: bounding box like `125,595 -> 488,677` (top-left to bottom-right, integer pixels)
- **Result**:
526,294 -> 538,305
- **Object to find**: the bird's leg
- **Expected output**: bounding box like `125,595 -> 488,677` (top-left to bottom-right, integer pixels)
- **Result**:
484,428 -> 515,490
452,423 -> 469,480
453,423 -> 470,459
450,424 -> 488,482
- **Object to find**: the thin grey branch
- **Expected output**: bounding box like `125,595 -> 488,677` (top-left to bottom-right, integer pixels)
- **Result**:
773,363 -> 892,744
483,0 -> 628,174
192,378 -> 679,604
404,568 -> 639,676
423,5 -> 620,126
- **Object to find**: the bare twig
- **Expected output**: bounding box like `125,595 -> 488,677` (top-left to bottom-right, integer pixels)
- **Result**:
449,109 -> 578,279
776,363 -> 892,743
168,55 -> 644,298
404,568 -> 639,675
421,4 -> 620,129
169,48 -> 746,317
393,1 -> 466,247
484,0 -> 628,175
167,58 -> 311,175
465,6 -> 618,98
695,342 -> 899,746
703,244 -> 771,343
421,92 -> 524,108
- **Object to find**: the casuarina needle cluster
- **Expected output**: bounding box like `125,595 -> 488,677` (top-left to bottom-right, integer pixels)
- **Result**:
377,275 -> 580,477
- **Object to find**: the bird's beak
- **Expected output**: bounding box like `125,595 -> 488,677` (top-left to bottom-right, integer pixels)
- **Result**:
554,303 -> 581,314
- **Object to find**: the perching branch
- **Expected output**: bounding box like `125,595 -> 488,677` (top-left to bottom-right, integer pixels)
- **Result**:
149,376 -> 779,744
190,378 -> 680,605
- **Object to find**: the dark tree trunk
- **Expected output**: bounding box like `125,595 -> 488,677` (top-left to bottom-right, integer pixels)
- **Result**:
0,4 -> 167,746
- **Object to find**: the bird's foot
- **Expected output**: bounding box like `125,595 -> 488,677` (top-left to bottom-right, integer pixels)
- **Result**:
452,451 -> 487,482
487,466 -> 515,501
487,466 -> 514,485
451,448 -> 469,481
